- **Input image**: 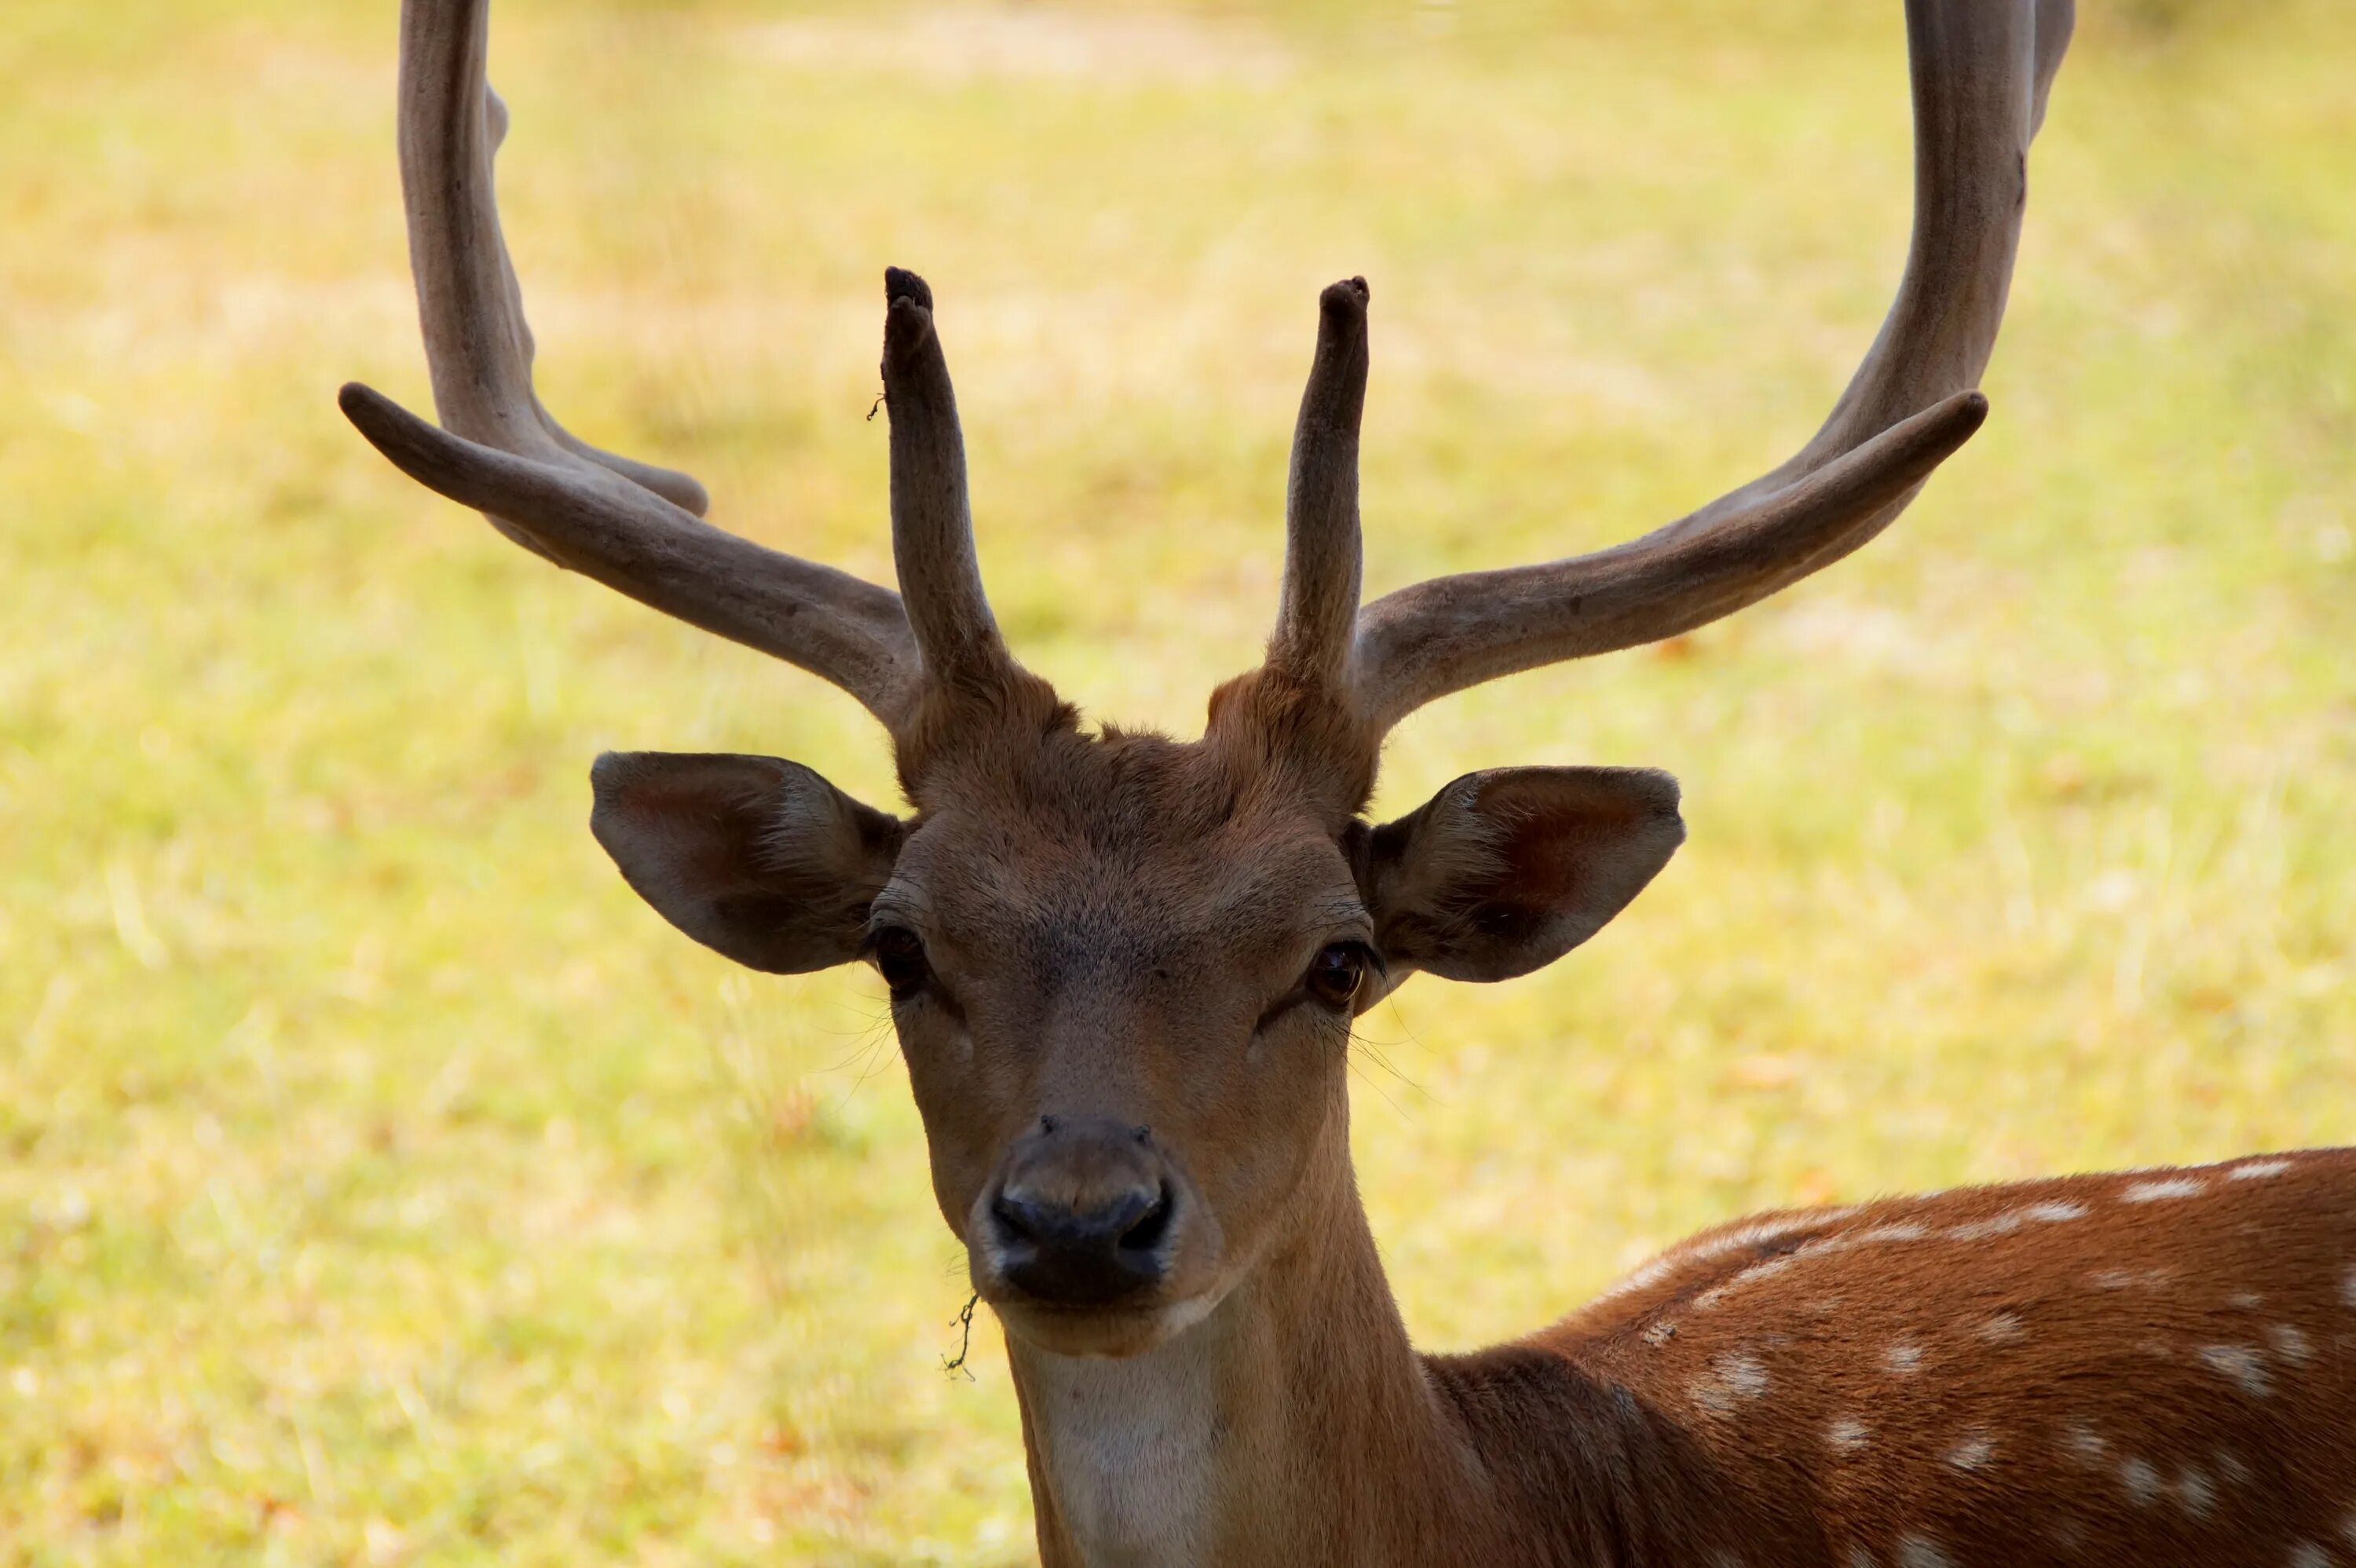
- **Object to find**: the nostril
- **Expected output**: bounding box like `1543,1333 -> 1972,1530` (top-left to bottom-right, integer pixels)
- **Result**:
991,1192 -> 1035,1245
1118,1183 -> 1173,1255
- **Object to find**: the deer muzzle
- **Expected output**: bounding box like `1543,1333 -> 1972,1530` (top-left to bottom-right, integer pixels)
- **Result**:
971,1117 -> 1208,1322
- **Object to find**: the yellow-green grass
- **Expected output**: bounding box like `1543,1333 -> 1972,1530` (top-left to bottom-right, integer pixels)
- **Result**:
3,0 -> 2351,1561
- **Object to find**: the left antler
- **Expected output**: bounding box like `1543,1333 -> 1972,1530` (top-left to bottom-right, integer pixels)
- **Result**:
1285,0 -> 2072,733
339,0 -> 1028,736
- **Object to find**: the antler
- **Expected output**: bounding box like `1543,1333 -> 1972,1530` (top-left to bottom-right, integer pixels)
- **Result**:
1330,0 -> 2073,733
878,269 -> 1019,702
338,0 -> 986,733
1268,278 -> 1373,689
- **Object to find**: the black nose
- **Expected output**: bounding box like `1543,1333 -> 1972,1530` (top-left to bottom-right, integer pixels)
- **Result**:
983,1118 -> 1176,1307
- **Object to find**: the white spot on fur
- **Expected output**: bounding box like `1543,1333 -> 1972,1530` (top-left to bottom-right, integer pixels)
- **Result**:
2120,1456 -> 2161,1504
1896,1537 -> 1958,1568
1847,1548 -> 1879,1568
2198,1343 -> 2273,1397
2340,1265 -> 2356,1309
1947,1432 -> 1996,1471
2120,1176 -> 2206,1203
2338,1509 -> 2356,1549
1861,1222 -> 1930,1244
1682,1210 -> 1864,1266
1689,1353 -> 1769,1416
1978,1310 -> 2027,1344
2267,1324 -> 2313,1365
1947,1212 -> 2028,1241
2025,1200 -> 2089,1223
1641,1318 -> 1678,1347
1884,1340 -> 1922,1374
1693,1285 -> 1731,1311
1688,1376 -> 1735,1417
1827,1416 -> 1871,1453
2228,1290 -> 2264,1309
2173,1466 -> 2216,1518
2215,1449 -> 2251,1486
1718,1353 -> 1769,1400
1727,1255 -> 1798,1293
2288,1544 -> 2328,1568
2063,1424 -> 2106,1467
2228,1158 -> 2292,1181
2091,1265 -> 2174,1292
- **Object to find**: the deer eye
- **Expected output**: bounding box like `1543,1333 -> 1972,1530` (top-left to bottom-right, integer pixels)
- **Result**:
1304,943 -> 1372,1011
870,927 -> 931,1000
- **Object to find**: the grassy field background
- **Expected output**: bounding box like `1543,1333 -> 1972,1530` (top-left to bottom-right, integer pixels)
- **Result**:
4,0 -> 2352,1561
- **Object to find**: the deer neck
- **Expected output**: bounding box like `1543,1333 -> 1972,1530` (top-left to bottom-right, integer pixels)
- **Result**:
1002,1166 -> 1494,1568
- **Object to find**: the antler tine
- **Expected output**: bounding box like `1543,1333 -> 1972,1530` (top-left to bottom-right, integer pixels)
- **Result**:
879,268 -> 1014,697
1267,279 -> 1373,689
338,0 -> 921,729
1350,0 -> 2073,733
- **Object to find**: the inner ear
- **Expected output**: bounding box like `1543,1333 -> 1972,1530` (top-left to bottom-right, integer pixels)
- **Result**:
1359,766 -> 1685,985
589,751 -> 905,974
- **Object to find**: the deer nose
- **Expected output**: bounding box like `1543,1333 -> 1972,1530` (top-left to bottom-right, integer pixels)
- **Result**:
981,1117 -> 1177,1307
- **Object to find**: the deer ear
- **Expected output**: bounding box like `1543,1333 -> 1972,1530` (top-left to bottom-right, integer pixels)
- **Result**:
1359,768 -> 1684,985
588,751 -> 905,974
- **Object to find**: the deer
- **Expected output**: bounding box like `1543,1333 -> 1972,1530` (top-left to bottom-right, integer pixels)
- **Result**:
338,0 -> 2356,1563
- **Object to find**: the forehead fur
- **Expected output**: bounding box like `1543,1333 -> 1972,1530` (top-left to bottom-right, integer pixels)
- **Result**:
896,663 -> 1380,835
913,726 -> 1327,865
883,678 -> 1379,966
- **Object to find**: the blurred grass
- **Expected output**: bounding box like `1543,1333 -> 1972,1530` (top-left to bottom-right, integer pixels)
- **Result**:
2,0 -> 2352,1561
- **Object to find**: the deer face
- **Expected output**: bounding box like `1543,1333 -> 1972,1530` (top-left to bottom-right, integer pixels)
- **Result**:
880,738 -> 1369,1356
588,689 -> 1685,1358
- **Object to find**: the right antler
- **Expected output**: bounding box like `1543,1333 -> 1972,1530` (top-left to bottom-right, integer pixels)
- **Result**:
340,0 -> 1017,733
1270,0 -> 2074,735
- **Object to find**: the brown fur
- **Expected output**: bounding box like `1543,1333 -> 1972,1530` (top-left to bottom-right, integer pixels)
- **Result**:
1526,1150 -> 2356,1565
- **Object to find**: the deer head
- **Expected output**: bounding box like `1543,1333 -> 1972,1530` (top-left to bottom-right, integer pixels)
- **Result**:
342,0 -> 2065,1370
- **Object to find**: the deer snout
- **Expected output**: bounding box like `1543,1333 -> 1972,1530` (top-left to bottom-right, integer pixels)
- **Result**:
976,1117 -> 1182,1309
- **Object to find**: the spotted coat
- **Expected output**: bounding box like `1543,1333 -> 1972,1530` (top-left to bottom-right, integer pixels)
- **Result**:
1433,1149 -> 2356,1567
